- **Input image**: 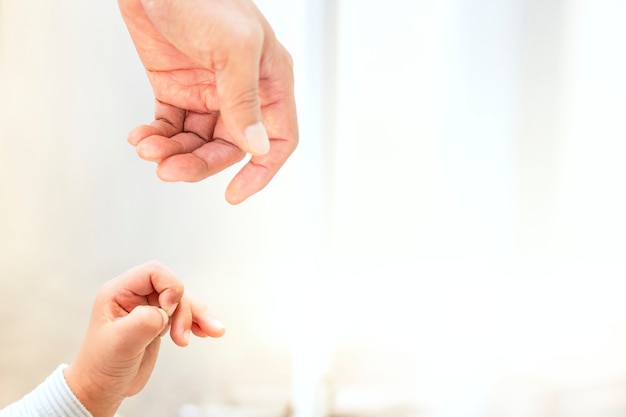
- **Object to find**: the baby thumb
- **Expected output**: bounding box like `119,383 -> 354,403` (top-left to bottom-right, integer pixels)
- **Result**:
111,305 -> 169,354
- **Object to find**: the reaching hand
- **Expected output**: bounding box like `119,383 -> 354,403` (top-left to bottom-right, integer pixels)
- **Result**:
64,261 -> 225,417
118,0 -> 299,204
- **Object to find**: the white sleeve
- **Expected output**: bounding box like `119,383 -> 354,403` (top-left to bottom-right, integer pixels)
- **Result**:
0,364 -> 92,417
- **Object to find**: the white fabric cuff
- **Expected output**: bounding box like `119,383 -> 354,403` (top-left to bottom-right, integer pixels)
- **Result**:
0,364 -> 92,417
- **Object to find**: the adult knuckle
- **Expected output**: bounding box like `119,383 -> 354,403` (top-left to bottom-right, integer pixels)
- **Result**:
226,87 -> 260,112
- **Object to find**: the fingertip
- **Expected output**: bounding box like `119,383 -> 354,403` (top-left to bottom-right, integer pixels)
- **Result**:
164,303 -> 179,317
156,154 -> 205,182
169,297 -> 193,346
120,305 -> 170,346
127,124 -> 156,146
224,160 -> 272,205
172,329 -> 191,347
191,320 -> 225,339
137,137 -> 185,162
224,167 -> 265,204
196,314 -> 226,338
157,307 -> 170,333
155,164 -> 178,182
135,139 -> 159,161
208,317 -> 226,338
186,296 -> 226,338
224,187 -> 247,205
127,126 -> 144,146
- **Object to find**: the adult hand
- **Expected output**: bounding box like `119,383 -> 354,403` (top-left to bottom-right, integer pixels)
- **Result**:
64,261 -> 225,417
118,0 -> 299,204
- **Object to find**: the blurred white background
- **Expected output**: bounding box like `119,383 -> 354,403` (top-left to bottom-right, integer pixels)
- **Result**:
1,0 -> 625,416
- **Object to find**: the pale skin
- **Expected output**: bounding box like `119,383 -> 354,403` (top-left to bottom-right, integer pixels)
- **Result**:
64,261 -> 225,417
39,1 -> 295,413
118,0 -> 299,204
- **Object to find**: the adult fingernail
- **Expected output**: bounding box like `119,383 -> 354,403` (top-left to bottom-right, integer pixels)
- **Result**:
244,122 -> 270,155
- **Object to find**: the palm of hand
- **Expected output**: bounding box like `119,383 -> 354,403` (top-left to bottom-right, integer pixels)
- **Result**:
119,0 -> 298,203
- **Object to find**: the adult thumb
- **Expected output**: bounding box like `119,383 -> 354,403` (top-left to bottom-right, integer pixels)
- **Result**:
216,45 -> 269,156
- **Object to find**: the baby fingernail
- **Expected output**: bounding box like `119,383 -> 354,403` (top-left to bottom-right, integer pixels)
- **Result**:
158,308 -> 170,337
183,330 -> 191,345
211,317 -> 225,330
165,303 -> 178,316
